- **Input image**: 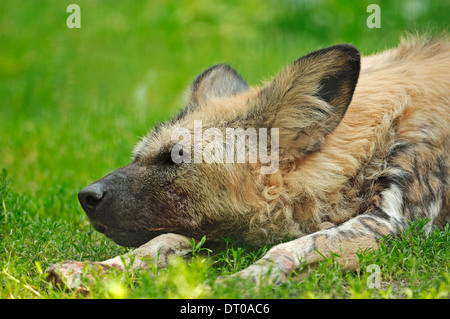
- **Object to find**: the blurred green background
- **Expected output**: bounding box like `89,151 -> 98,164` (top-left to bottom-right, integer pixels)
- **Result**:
0,0 -> 448,220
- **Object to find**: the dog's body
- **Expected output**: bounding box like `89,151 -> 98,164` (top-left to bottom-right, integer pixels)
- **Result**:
48,36 -> 449,287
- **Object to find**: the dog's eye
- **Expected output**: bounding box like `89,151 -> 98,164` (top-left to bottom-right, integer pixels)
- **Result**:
161,152 -> 176,165
161,148 -> 185,165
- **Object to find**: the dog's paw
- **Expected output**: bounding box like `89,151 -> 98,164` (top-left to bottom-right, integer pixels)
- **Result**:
46,261 -> 86,289
235,264 -> 288,286
46,261 -> 114,289
214,264 -> 288,290
216,251 -> 299,287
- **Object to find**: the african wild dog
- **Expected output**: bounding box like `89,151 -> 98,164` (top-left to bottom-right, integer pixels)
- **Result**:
47,35 -> 449,287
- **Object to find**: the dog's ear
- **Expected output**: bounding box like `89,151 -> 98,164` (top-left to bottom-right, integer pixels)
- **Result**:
189,64 -> 249,104
245,44 -> 360,158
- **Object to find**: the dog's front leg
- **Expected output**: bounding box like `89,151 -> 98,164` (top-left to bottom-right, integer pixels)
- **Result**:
46,233 -> 192,288
101,233 -> 192,270
228,210 -> 406,285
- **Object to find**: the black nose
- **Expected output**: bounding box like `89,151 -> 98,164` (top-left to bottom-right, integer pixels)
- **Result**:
78,183 -> 105,213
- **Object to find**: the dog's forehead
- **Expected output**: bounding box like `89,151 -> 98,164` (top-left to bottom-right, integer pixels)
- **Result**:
132,122 -> 178,161
133,89 -> 259,161
183,88 -> 258,124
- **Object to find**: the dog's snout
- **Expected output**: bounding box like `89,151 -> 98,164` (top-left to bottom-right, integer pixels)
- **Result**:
78,166 -> 132,219
77,164 -> 154,246
78,183 -> 105,212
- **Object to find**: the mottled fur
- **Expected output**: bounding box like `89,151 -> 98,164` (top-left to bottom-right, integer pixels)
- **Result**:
48,35 -> 449,286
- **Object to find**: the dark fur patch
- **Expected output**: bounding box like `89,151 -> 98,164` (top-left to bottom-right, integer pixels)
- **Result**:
316,75 -> 341,104
306,44 -> 361,108
367,208 -> 391,221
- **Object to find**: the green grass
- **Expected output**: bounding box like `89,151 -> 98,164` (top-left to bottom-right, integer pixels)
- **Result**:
0,0 -> 449,299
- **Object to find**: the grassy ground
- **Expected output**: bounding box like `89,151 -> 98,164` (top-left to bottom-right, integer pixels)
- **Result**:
0,0 -> 448,299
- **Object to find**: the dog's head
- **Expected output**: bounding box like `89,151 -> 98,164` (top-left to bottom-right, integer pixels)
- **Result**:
78,45 -> 360,247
